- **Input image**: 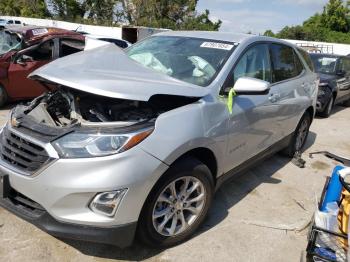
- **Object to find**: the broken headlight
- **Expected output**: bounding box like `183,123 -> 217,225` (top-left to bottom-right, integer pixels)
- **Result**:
52,128 -> 153,158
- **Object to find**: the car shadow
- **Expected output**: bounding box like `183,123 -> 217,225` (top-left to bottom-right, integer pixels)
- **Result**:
331,104 -> 349,115
314,104 -> 348,119
57,132 -> 317,260
60,238 -> 165,261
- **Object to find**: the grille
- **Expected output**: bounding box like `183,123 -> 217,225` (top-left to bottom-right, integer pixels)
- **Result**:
0,126 -> 51,174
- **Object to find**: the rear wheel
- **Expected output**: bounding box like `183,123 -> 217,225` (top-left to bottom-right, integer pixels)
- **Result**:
282,112 -> 311,157
137,157 -> 214,248
319,95 -> 334,118
0,85 -> 8,108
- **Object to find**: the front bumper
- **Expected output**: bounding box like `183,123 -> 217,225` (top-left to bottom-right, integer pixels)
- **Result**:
0,124 -> 169,247
0,180 -> 137,247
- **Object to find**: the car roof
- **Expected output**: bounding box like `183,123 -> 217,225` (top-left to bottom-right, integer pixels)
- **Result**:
155,31 -> 279,44
5,25 -> 84,46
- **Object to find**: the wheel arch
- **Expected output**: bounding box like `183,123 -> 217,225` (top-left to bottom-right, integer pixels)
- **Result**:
305,106 -> 314,122
171,147 -> 218,185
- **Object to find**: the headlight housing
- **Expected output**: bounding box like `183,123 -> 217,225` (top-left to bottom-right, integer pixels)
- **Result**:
52,127 -> 153,158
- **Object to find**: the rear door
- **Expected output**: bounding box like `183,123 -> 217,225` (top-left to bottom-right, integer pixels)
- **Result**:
7,39 -> 59,100
336,57 -> 350,102
269,43 -> 312,138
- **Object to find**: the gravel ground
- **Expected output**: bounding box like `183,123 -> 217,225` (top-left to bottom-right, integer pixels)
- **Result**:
0,104 -> 349,262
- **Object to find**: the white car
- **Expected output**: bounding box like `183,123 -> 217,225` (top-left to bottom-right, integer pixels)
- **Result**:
84,34 -> 131,48
0,19 -> 23,28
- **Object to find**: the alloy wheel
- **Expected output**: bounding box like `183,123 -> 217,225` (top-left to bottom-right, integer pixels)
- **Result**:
295,118 -> 309,151
152,176 -> 206,237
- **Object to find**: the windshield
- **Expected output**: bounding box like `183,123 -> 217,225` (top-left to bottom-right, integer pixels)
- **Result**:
0,31 -> 22,55
310,55 -> 338,74
127,36 -> 236,87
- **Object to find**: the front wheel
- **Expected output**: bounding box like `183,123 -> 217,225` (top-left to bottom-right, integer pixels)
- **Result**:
137,157 -> 214,248
282,112 -> 311,157
319,95 -> 334,118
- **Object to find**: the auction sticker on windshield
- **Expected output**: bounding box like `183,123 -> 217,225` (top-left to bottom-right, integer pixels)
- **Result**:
31,28 -> 48,36
200,42 -> 234,50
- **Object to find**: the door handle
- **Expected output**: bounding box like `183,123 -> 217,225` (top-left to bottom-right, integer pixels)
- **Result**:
269,93 -> 280,103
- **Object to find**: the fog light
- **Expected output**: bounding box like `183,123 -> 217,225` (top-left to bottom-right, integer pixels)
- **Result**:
89,189 -> 127,217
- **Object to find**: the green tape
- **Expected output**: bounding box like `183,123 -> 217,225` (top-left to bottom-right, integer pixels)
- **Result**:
227,88 -> 236,114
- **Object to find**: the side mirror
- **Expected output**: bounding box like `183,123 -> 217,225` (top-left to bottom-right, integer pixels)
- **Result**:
233,77 -> 270,95
15,55 -> 33,66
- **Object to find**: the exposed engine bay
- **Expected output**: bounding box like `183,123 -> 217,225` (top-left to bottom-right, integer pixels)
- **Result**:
20,87 -> 199,128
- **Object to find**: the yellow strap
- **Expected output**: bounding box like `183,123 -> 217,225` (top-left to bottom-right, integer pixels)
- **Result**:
227,88 -> 236,114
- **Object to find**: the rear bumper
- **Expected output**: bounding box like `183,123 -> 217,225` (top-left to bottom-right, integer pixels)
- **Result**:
0,186 -> 137,247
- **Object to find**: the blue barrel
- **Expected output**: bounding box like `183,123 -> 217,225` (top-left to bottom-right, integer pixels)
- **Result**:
320,165 -> 345,211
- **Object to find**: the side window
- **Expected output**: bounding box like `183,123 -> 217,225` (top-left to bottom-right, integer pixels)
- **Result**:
60,39 -> 85,57
298,48 -> 314,72
342,58 -> 350,75
7,20 -> 13,24
15,21 -> 21,25
294,51 -> 304,75
25,40 -> 54,61
270,44 -> 301,83
232,44 -> 272,85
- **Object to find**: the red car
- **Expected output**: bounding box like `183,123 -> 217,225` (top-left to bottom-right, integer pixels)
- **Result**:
0,26 -> 85,107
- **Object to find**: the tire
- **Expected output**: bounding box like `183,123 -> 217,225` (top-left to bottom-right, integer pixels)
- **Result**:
282,112 -> 311,158
319,95 -> 334,118
343,99 -> 350,107
0,85 -> 8,108
137,157 -> 214,248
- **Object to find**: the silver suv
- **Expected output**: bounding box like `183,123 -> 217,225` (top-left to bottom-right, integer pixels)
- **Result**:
0,31 -> 317,248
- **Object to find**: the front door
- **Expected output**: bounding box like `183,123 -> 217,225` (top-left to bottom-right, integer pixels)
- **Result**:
7,39 -> 58,100
222,43 -> 282,172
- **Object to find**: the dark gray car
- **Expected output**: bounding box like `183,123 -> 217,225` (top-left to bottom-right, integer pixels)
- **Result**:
310,53 -> 350,117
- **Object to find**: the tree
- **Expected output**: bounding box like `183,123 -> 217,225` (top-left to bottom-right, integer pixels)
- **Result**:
120,0 -> 221,30
267,0 -> 350,44
0,0 -> 49,18
321,0 -> 349,32
49,0 -> 85,20
263,30 -> 275,37
1,0 -> 220,31
277,25 -> 306,40
84,0 -> 119,25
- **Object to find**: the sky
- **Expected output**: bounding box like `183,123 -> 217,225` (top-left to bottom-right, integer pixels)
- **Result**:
197,0 -> 329,34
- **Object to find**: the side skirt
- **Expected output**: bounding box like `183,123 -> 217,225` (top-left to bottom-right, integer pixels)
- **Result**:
215,134 -> 292,191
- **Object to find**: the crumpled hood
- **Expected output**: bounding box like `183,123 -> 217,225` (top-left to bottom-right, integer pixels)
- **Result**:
29,44 -> 210,101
